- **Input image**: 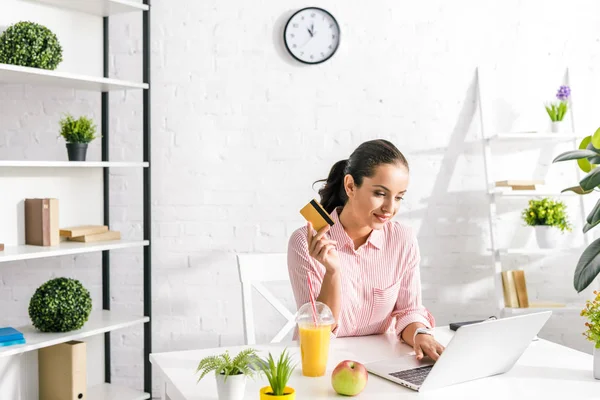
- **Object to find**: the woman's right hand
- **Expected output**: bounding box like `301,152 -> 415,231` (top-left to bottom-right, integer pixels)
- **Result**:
306,222 -> 340,273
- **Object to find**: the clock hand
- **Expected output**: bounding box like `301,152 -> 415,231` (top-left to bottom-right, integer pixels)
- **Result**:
307,27 -> 313,37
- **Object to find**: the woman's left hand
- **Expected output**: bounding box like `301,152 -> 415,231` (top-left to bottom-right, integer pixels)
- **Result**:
414,334 -> 445,361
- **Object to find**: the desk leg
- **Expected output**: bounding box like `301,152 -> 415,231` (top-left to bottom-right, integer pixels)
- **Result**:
160,380 -> 171,400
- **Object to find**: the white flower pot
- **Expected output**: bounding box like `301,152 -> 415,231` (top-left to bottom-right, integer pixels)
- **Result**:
534,226 -> 562,249
551,121 -> 566,133
215,373 -> 246,400
594,347 -> 600,379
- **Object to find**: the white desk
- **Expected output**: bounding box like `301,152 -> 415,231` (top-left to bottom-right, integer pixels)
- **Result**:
150,327 -> 598,399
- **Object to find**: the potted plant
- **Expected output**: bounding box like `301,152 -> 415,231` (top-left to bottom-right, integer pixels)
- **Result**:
257,348 -> 296,400
59,114 -> 98,161
553,128 -> 600,292
521,197 -> 571,248
544,85 -> 571,133
195,348 -> 260,400
581,291 -> 600,379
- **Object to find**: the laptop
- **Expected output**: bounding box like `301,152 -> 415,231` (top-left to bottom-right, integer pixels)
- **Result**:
365,311 -> 552,392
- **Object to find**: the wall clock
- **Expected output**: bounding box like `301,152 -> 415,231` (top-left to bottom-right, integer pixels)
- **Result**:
283,7 -> 340,65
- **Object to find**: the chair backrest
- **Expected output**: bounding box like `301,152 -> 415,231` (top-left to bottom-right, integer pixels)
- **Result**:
237,253 -> 296,345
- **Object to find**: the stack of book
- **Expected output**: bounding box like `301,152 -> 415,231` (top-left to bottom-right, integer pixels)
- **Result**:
502,270 -> 566,308
0,327 -> 25,347
60,225 -> 121,243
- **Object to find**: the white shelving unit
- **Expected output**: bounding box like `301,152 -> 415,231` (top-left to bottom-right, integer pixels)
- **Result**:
0,240 -> 149,263
477,66 -> 590,316
23,0 -> 149,16
0,63 -> 148,91
0,312 -> 148,358
0,0 -> 151,399
0,161 -> 148,168
87,383 -> 150,400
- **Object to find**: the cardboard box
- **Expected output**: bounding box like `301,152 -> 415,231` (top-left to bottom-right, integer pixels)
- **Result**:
39,341 -> 86,400
25,198 -> 59,246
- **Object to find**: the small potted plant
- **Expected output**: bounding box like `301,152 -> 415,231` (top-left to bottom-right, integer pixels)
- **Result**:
257,348 -> 296,400
545,85 -> 571,133
521,197 -> 571,248
59,114 -> 97,161
581,291 -> 600,379
195,348 -> 260,400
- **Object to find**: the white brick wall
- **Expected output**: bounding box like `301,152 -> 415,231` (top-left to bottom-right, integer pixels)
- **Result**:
4,0 -> 600,397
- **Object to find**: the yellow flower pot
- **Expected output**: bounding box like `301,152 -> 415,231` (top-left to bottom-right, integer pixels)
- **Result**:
259,386 -> 296,400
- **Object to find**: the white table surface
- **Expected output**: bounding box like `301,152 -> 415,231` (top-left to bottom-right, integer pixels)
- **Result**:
150,326 -> 598,399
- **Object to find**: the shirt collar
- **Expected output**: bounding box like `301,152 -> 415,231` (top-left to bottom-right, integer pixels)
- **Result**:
329,207 -> 383,250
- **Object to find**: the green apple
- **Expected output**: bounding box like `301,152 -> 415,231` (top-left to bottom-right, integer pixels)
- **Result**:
331,360 -> 368,396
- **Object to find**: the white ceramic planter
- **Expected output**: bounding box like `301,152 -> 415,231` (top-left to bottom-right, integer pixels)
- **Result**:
594,347 -> 600,380
551,121 -> 566,133
215,373 -> 246,400
534,226 -> 562,249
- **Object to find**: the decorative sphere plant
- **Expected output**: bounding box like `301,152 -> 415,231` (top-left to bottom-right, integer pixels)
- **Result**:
0,21 -> 63,70
28,277 -> 92,332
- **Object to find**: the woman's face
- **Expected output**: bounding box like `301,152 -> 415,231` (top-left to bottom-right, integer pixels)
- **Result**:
344,163 -> 409,229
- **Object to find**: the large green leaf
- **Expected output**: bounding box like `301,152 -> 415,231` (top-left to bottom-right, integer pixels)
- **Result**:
553,149 -> 598,163
584,219 -> 600,233
588,198 -> 600,225
581,167 -> 600,191
562,185 -> 593,195
574,238 -> 600,292
579,136 -> 595,173
592,127 -> 600,149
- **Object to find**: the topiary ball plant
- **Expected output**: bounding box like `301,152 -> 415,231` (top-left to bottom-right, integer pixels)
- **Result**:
28,277 -> 92,333
0,21 -> 63,70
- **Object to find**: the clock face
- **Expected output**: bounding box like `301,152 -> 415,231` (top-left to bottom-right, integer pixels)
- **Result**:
283,7 -> 340,65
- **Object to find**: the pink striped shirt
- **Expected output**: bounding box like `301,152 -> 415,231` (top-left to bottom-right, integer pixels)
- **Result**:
287,207 -> 434,339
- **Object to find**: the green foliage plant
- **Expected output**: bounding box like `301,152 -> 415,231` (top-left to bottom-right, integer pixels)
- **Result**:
521,197 -> 572,232
0,21 -> 63,70
196,348 -> 261,383
258,349 -> 296,396
59,114 -> 97,144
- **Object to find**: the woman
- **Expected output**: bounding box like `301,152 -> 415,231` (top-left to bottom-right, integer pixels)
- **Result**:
288,139 -> 445,361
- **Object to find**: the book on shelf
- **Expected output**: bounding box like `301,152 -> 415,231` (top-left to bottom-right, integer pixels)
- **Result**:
501,270 -> 520,308
495,180 -> 544,191
60,225 -> 108,238
0,327 -> 25,347
25,198 -> 59,246
67,230 -> 121,243
502,270 -> 530,307
0,243 -> 3,251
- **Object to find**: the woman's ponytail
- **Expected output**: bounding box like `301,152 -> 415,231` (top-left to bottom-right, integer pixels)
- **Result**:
315,159 -> 349,214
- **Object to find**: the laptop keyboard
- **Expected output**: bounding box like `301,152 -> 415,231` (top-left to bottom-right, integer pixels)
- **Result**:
389,365 -> 434,386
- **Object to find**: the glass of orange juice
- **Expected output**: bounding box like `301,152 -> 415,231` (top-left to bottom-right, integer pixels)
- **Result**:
296,301 -> 335,377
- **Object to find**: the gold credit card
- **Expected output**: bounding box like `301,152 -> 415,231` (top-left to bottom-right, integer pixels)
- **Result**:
300,200 -> 335,231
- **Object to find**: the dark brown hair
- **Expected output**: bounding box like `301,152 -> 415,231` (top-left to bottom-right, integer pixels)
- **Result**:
314,139 -> 409,213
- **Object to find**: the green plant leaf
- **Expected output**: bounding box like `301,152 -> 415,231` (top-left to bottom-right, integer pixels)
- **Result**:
574,238 -> 600,293
581,167 -> 600,191
584,219 -> 600,233
553,149 -> 598,163
578,136 -> 595,173
592,128 -> 600,150
561,185 -> 593,195
587,199 -> 600,225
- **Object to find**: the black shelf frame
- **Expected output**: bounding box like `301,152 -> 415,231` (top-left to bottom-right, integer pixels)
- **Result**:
101,0 -> 152,394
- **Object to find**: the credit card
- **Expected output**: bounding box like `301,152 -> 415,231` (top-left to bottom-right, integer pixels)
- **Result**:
300,199 -> 335,231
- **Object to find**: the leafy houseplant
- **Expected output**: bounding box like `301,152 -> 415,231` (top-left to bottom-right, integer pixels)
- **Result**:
580,291 -> 600,379
0,21 -> 63,70
258,349 -> 297,400
545,85 -> 571,133
28,277 -> 92,332
553,127 -> 600,292
521,197 -> 571,248
59,114 -> 98,161
196,349 -> 260,400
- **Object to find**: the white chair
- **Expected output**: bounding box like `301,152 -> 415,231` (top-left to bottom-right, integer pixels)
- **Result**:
237,253 -> 297,345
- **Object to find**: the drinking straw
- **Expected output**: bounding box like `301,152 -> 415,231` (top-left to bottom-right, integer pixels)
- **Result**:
306,275 -> 318,327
